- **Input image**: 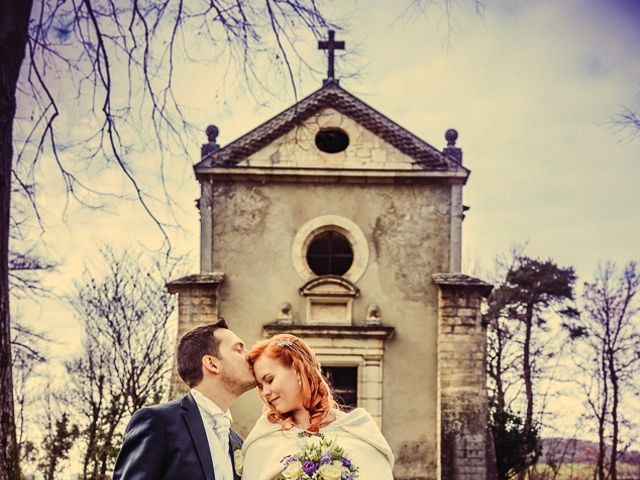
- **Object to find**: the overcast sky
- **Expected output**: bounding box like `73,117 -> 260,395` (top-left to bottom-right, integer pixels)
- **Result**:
12,0 -> 640,441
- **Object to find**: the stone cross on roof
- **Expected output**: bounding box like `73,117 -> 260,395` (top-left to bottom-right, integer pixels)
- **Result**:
318,30 -> 345,83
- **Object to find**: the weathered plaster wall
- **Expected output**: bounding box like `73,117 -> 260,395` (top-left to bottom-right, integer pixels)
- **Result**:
211,180 -> 451,480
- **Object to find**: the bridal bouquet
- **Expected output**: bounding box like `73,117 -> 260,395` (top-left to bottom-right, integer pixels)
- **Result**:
277,434 -> 359,480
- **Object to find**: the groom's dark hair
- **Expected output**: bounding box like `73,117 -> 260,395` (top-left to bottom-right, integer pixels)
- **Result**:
177,318 -> 229,387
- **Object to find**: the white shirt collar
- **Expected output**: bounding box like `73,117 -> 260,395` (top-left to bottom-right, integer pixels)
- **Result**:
190,388 -> 233,423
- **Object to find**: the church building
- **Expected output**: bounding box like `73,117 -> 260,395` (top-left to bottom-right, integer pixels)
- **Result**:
168,32 -> 495,480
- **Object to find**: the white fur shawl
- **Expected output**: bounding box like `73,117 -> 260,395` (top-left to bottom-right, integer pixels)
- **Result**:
241,408 -> 394,480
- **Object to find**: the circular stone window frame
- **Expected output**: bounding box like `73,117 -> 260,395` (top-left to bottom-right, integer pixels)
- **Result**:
292,215 -> 369,283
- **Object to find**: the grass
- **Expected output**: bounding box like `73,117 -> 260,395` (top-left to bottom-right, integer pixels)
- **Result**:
531,462 -> 640,480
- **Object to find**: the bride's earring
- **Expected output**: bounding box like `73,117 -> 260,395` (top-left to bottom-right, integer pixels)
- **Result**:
297,377 -> 302,388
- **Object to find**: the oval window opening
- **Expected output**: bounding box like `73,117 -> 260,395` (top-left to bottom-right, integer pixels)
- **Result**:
315,128 -> 349,154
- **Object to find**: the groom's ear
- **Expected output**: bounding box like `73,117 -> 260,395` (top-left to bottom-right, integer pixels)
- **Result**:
202,355 -> 221,375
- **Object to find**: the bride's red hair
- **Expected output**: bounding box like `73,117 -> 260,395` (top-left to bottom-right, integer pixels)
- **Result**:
248,334 -> 338,433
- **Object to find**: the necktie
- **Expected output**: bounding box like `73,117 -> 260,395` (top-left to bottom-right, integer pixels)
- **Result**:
213,414 -> 231,444
212,414 -> 232,479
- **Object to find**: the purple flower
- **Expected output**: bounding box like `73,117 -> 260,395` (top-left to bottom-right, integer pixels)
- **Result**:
344,475 -> 353,480
341,457 -> 352,468
302,460 -> 317,475
320,453 -> 332,465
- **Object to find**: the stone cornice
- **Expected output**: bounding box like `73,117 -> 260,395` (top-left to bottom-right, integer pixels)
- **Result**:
166,272 -> 225,293
196,167 -> 468,185
262,323 -> 395,340
432,273 -> 493,297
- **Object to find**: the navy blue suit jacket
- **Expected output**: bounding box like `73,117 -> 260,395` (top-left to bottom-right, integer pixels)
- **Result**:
113,394 -> 243,480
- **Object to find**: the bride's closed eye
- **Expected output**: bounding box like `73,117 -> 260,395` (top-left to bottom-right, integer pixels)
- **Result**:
256,376 -> 273,390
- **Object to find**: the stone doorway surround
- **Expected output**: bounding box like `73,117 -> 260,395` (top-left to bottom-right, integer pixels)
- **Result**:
263,323 -> 394,428
269,274 -> 395,427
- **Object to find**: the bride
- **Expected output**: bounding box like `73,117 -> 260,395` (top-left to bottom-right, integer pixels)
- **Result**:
241,334 -> 394,479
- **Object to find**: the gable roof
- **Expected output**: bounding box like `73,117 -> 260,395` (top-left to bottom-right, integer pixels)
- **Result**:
196,80 -> 467,173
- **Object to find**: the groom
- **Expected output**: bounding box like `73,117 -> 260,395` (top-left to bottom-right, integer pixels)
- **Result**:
113,319 -> 257,480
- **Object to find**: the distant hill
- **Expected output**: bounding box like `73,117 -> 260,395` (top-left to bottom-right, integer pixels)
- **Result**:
541,437 -> 640,465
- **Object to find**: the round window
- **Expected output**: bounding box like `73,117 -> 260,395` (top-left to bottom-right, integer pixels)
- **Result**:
315,128 -> 349,154
306,230 -> 354,276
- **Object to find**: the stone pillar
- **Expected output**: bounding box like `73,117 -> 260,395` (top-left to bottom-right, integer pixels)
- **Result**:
361,354 -> 384,427
433,273 -> 495,480
199,180 -> 214,272
166,272 -> 224,398
449,184 -> 463,272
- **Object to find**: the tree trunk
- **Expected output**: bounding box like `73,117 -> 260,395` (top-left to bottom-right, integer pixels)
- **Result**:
44,457 -> 57,480
495,328 -> 505,414
489,316 -> 507,415
0,2 -> 33,479
608,347 -> 619,480
523,303 -> 534,430
596,348 -> 608,480
518,303 -> 534,480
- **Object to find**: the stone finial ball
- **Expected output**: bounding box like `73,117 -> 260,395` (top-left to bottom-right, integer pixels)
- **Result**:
280,302 -> 292,314
445,128 -> 458,146
205,124 -> 219,143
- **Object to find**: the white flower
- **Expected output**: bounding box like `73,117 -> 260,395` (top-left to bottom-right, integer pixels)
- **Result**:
233,449 -> 244,476
318,461 -> 343,480
281,460 -> 304,479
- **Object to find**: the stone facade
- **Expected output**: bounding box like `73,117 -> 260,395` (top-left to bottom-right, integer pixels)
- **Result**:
167,81 -> 496,479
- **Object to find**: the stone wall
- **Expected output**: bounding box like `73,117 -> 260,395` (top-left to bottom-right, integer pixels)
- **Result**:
434,274 -> 496,480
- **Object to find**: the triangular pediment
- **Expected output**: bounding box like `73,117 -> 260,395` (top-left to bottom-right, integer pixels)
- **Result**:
195,82 -> 468,176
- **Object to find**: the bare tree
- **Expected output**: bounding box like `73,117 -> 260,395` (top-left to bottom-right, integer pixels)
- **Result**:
1,1 -> 336,476
27,383 -> 80,480
9,200 -> 59,477
563,261 -> 640,480
10,321 -> 48,474
39,411 -> 79,480
65,247 -> 179,479
485,249 -> 525,416
66,345 -> 127,480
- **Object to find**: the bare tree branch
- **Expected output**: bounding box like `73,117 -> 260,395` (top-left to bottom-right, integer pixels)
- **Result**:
614,106 -> 640,139
3,3 -> 336,476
